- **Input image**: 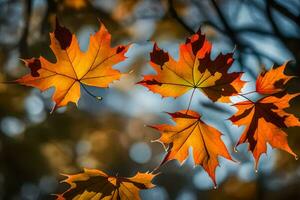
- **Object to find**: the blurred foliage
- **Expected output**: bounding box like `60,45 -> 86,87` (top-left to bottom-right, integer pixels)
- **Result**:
0,0 -> 300,200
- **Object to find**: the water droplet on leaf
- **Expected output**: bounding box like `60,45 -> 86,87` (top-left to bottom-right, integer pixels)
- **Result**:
233,147 -> 238,153
96,96 -> 103,101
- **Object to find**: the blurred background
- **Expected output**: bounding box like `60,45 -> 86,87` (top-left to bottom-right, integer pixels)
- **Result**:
0,0 -> 300,199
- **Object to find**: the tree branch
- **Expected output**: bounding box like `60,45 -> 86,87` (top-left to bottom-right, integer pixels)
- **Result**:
167,0 -> 195,34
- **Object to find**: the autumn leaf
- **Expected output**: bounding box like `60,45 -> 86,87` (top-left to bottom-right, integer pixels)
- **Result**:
56,169 -> 156,200
138,30 -> 245,102
256,62 -> 294,95
16,19 -> 129,112
150,110 -> 232,186
230,93 -> 300,168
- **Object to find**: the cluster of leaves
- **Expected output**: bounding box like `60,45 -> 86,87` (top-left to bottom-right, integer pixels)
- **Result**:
13,19 -> 299,199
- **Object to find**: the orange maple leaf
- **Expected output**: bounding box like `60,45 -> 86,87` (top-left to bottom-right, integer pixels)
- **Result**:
230,93 -> 300,168
256,62 -> 294,95
151,110 -> 233,186
16,19 -> 129,112
138,30 -> 245,102
56,169 -> 156,200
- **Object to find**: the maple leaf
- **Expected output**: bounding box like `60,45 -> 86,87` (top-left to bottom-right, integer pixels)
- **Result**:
16,19 -> 129,112
256,62 -> 294,95
150,110 -> 232,186
230,93 -> 300,168
138,30 -> 245,102
56,169 -> 156,200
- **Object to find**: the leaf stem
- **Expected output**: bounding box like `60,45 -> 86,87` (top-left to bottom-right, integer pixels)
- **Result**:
238,93 -> 255,103
238,91 -> 257,96
186,88 -> 196,113
80,83 -> 103,101
150,165 -> 161,174
0,80 -> 18,84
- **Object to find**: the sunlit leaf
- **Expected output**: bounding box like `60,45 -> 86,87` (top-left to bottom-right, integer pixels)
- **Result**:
256,62 -> 294,95
138,30 -> 245,102
57,169 -> 156,200
151,110 -> 232,186
230,93 -> 300,168
16,19 -> 129,112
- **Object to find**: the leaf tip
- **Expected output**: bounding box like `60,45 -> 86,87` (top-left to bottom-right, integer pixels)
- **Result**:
150,43 -> 169,67
54,18 -> 72,50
